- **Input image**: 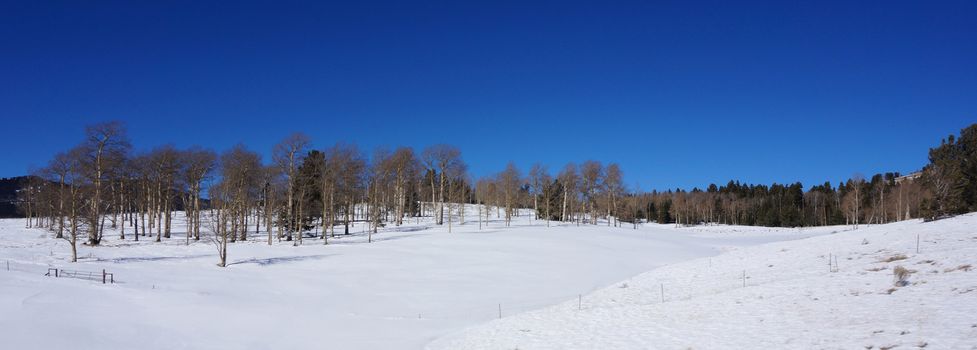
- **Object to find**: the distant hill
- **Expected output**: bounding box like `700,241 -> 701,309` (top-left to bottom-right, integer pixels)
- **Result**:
0,175 -> 210,218
0,176 -> 29,218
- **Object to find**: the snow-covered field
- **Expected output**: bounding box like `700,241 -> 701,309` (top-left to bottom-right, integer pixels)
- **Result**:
431,213 -> 977,350
0,206 -> 832,349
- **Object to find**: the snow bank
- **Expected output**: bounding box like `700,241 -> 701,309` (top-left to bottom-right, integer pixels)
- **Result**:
429,214 -> 977,349
0,207 -> 826,349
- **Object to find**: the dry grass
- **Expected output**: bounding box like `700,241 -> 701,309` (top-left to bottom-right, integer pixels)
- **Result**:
893,265 -> 911,286
943,264 -> 972,273
880,254 -> 908,263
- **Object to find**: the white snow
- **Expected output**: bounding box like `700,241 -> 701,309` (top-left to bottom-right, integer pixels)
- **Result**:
429,213 -> 977,350
0,207 -> 829,349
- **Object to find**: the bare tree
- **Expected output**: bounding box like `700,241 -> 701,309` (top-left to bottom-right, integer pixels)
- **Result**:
443,160 -> 468,233
80,121 -> 130,245
604,163 -> 623,226
326,143 -> 365,235
422,145 -> 463,226
389,147 -> 419,226
528,163 -> 546,222
259,165 -> 280,245
558,163 -> 578,223
208,182 -> 230,267
273,132 -> 310,241
536,168 -> 553,226
59,146 -> 87,262
182,148 -> 217,243
45,152 -> 74,239
580,161 -> 603,225
210,145 -> 262,266
498,162 -> 521,227
851,173 -> 865,228
151,146 -> 182,241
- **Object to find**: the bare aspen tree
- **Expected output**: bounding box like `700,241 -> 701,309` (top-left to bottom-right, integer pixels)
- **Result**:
535,167 -> 553,226
528,163 -> 546,221
389,147 -> 419,226
182,148 -> 217,242
209,182 -> 230,267
112,157 -> 136,240
461,175 -> 473,225
475,177 -> 491,229
273,133 -> 310,241
147,146 -> 181,241
367,148 -> 392,240
604,163 -> 623,227
498,162 -> 521,227
558,163 -> 578,222
422,145 -> 462,226
211,145 -> 262,266
129,153 -> 151,241
444,156 -> 468,233
580,161 -> 603,225
45,152 -> 74,239
81,121 -> 130,245
326,143 -> 365,235
851,173 -> 865,228
260,165 -> 278,245
317,149 -> 337,243
59,146 -> 87,262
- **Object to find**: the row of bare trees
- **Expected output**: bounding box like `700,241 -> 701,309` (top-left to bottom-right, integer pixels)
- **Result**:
22,121 -> 953,266
23,123 -> 624,266
21,123 -> 225,262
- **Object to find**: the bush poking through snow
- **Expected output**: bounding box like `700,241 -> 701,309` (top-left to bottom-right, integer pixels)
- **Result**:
943,264 -> 972,273
880,254 -> 908,263
893,266 -> 911,287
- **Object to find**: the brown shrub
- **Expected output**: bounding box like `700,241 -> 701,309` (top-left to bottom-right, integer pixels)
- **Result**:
893,266 -> 911,286
880,254 -> 908,263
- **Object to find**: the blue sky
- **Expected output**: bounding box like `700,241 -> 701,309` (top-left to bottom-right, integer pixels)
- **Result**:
1,1 -> 975,190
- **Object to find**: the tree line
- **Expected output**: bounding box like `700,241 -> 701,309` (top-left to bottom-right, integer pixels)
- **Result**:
15,122 -> 977,266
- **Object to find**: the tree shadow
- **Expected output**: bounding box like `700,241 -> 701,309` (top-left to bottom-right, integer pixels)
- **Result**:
324,232 -> 429,245
364,233 -> 427,243
228,254 -> 333,266
97,254 -> 212,263
384,225 -> 432,233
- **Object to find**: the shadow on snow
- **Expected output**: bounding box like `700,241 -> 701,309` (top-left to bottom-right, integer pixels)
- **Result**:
228,254 -> 333,266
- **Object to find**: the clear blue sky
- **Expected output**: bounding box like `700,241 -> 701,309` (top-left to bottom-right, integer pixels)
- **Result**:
2,1 -> 975,191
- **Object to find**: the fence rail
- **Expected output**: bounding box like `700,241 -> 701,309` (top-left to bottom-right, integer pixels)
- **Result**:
46,267 -> 115,284
5,260 -> 116,284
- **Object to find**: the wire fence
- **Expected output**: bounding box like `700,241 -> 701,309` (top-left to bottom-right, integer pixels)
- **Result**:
4,259 -> 117,284
379,250 -> 853,322
3,249 -> 853,325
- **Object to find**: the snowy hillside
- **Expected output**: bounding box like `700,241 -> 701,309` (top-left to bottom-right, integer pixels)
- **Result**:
430,214 -> 977,350
0,207 -> 830,350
